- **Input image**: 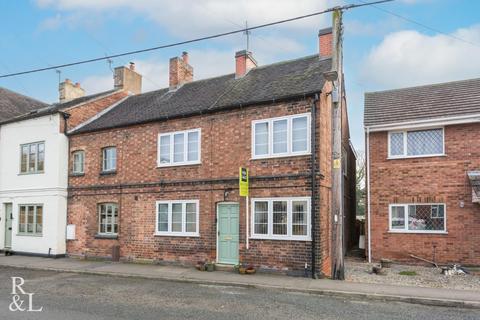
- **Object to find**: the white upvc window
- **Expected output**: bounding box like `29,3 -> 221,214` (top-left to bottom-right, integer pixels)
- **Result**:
102,147 -> 117,172
18,204 -> 43,236
72,150 -> 85,174
155,200 -> 199,237
251,197 -> 310,241
252,113 -> 310,159
388,128 -> 444,158
158,129 -> 201,167
20,141 -> 45,174
389,204 -> 446,233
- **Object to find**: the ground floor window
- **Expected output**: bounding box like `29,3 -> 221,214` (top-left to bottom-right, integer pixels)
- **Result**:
389,204 -> 446,232
155,200 -> 199,236
98,203 -> 118,235
251,197 -> 310,240
18,204 -> 43,235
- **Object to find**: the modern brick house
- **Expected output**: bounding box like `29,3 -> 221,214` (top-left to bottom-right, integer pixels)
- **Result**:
66,28 -> 356,277
365,78 -> 480,266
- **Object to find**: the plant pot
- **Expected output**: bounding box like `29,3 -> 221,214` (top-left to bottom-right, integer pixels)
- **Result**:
245,267 -> 256,275
238,267 -> 246,274
206,263 -> 215,272
380,259 -> 393,268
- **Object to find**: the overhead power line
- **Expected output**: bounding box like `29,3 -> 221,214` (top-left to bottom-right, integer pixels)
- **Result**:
0,0 -> 393,79
358,0 -> 480,48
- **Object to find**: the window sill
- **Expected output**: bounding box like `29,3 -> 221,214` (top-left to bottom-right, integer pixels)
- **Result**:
18,171 -> 45,176
251,152 -> 311,161
100,170 -> 117,176
157,161 -> 201,168
388,230 -> 448,235
70,173 -> 85,177
95,234 -> 118,239
16,233 -> 43,237
387,154 -> 446,160
154,232 -> 200,237
250,236 -> 311,241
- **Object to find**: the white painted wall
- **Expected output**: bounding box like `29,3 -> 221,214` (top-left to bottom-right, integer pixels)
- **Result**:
0,114 -> 68,255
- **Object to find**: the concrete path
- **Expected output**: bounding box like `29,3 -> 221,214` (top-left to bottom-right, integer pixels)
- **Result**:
0,255 -> 478,309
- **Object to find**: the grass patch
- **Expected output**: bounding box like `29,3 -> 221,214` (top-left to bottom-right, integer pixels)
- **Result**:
399,271 -> 417,276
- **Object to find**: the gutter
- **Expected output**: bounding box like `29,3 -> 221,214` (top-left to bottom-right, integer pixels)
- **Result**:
311,93 -> 319,279
366,126 -> 372,263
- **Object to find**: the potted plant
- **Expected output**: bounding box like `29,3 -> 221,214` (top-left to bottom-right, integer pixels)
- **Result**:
205,261 -> 215,272
238,263 -> 247,274
195,260 -> 206,271
245,265 -> 256,274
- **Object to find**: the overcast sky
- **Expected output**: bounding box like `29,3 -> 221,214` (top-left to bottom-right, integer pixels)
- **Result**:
1,0 -> 479,151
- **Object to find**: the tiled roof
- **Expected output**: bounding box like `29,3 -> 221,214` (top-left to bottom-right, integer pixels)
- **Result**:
74,54 -> 332,134
0,89 -> 120,125
0,87 -> 47,122
364,78 -> 480,127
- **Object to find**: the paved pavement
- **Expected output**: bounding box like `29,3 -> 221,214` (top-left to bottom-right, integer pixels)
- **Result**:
0,255 -> 479,309
1,266 -> 479,320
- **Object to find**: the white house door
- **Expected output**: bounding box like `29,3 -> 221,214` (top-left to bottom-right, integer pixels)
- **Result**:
4,203 -> 13,249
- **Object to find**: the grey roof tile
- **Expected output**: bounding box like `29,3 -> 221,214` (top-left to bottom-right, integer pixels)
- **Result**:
74,55 -> 332,134
0,87 -> 47,122
364,78 -> 480,127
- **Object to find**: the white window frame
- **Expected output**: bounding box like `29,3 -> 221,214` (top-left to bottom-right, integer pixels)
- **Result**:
250,197 -> 311,241
157,129 -> 201,167
155,200 -> 200,237
20,141 -> 45,174
102,147 -> 117,172
98,203 -> 119,235
388,203 -> 447,234
252,113 -> 311,159
72,150 -> 85,174
387,127 -> 445,159
18,204 -> 43,236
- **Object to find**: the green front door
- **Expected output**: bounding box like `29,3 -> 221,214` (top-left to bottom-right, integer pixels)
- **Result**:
4,204 -> 13,249
217,203 -> 239,265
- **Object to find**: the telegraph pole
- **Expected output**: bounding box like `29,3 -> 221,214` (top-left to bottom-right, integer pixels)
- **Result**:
331,8 -> 345,280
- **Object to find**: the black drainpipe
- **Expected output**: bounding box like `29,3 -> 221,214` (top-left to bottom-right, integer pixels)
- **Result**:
311,93 -> 319,279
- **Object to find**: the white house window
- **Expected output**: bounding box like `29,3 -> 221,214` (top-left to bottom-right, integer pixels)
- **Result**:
252,113 -> 310,159
156,200 -> 199,236
98,203 -> 118,235
72,150 -> 85,174
389,204 -> 446,233
102,147 -> 117,172
18,205 -> 43,235
389,128 -> 444,158
20,142 -> 45,173
158,129 -> 201,166
251,197 -> 310,240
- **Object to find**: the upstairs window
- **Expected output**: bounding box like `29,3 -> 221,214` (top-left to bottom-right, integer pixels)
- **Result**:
158,129 -> 201,167
389,204 -> 446,233
389,128 -> 444,158
72,150 -> 85,174
102,147 -> 117,172
252,114 -> 310,159
20,142 -> 45,174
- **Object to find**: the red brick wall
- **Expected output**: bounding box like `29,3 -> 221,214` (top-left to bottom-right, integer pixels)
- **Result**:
67,88 -> 345,276
367,124 -> 480,265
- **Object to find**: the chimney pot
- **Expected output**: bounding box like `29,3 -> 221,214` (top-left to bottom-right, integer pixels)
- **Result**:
318,27 -> 333,58
235,50 -> 257,78
129,62 -> 135,71
75,82 -> 81,88
182,51 -> 189,65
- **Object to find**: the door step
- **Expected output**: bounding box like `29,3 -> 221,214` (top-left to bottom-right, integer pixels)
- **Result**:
215,264 -> 235,272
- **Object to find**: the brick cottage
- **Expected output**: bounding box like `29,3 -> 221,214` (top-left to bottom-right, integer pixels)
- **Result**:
365,78 -> 480,266
66,28 -> 356,277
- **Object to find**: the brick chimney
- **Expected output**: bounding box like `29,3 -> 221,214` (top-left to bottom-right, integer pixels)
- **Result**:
114,62 -> 142,94
59,79 -> 85,103
235,50 -> 257,78
318,27 -> 333,58
169,52 -> 193,90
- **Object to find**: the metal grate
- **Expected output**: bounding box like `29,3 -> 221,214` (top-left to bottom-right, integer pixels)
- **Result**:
408,204 -> 444,231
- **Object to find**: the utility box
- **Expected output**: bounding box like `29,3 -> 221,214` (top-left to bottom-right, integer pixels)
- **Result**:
66,224 -> 76,240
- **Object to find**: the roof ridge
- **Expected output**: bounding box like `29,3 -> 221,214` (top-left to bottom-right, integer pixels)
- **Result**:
365,77 -> 480,96
0,86 -> 47,106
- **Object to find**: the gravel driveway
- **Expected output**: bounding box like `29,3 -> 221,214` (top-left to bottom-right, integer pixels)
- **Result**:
345,259 -> 480,291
